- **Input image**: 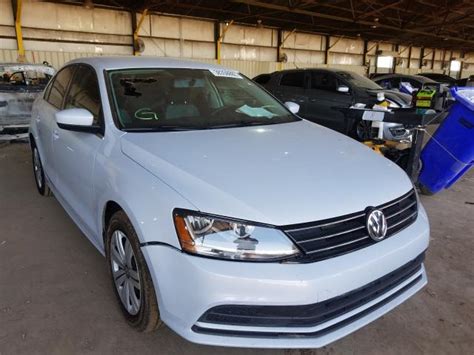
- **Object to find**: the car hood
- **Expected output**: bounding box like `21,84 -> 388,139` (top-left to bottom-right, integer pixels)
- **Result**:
367,89 -> 412,107
121,120 -> 413,226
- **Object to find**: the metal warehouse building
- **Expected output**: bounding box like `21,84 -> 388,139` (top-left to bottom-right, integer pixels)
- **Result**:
0,1 -> 473,355
1,1 -> 474,78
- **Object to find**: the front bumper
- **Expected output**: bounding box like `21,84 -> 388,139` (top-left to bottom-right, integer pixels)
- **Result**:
372,121 -> 411,141
141,209 -> 429,348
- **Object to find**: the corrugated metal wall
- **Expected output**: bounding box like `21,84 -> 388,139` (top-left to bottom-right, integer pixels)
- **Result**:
0,0 -> 473,78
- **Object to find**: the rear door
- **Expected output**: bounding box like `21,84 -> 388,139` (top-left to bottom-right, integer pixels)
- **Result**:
305,71 -> 353,132
272,71 -> 308,115
52,64 -> 104,241
35,66 -> 75,183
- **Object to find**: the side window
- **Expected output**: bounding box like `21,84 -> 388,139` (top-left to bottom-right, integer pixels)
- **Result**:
391,78 -> 402,90
379,78 -> 398,90
407,79 -> 422,90
280,71 -> 305,88
311,72 -> 338,91
48,66 -> 75,109
64,65 -> 102,125
43,78 -> 54,101
9,72 -> 25,85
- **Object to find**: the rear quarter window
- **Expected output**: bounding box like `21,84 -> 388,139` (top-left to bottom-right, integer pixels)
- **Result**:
253,74 -> 271,85
280,72 -> 305,88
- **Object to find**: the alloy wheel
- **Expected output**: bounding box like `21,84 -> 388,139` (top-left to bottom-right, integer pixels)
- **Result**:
110,230 -> 142,315
356,120 -> 373,141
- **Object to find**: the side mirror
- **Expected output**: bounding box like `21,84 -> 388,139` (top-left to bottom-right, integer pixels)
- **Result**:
55,108 -> 101,133
337,85 -> 350,93
284,101 -> 300,114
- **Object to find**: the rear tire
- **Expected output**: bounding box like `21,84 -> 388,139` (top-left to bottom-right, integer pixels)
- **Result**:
31,143 -> 52,197
105,210 -> 162,332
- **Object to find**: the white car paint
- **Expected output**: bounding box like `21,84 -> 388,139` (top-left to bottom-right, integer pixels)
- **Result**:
29,56 -> 429,348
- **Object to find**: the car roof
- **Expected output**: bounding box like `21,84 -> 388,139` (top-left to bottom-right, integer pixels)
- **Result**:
65,56 -> 227,72
0,63 -> 55,75
374,74 -> 436,83
419,73 -> 452,78
0,62 -> 51,67
270,68 -> 358,77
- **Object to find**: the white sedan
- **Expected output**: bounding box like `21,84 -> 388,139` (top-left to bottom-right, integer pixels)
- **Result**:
29,57 -> 429,348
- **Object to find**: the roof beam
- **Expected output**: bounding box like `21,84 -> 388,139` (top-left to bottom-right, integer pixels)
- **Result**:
357,0 -> 404,20
230,0 -> 474,46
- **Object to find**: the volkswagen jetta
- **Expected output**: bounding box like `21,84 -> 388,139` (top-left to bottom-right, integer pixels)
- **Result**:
29,57 -> 429,348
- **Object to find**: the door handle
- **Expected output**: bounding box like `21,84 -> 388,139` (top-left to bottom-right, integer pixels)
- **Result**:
35,116 -> 41,123
53,130 -> 60,140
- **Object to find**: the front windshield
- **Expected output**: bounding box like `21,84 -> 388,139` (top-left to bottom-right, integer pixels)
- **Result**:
337,71 -> 382,90
108,68 -> 299,131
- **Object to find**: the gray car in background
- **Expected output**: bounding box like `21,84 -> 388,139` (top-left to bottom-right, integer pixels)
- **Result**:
0,63 -> 55,140
373,73 -> 438,92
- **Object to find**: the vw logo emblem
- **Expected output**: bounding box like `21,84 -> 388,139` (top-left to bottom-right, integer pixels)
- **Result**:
366,209 -> 387,241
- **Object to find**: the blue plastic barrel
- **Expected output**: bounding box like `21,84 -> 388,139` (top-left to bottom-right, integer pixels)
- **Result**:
419,87 -> 474,194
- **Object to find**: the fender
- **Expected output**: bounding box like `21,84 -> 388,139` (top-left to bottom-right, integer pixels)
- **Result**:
92,137 -> 196,253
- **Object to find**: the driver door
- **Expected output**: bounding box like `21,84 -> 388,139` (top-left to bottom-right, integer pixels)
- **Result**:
52,64 -> 104,242
305,71 -> 353,133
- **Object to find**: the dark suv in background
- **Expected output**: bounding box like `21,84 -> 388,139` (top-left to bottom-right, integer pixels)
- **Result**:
418,73 -> 457,87
254,68 -> 412,141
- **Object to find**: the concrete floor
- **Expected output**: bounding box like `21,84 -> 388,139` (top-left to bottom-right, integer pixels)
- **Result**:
0,142 -> 473,355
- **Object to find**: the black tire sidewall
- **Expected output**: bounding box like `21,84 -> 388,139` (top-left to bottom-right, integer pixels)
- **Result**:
105,211 -> 160,331
350,119 -> 371,141
32,144 -> 47,196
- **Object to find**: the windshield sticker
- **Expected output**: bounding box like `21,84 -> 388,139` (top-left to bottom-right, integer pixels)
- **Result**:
209,69 -> 242,79
236,104 -> 276,118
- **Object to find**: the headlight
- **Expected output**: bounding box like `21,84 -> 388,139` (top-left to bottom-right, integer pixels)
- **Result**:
389,126 -> 410,138
173,210 -> 300,261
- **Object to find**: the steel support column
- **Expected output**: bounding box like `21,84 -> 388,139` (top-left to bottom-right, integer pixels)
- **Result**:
419,47 -> 424,71
448,50 -> 453,76
132,9 -> 148,56
277,28 -> 295,71
12,0 -> 25,62
392,44 -> 399,74
324,35 -> 330,65
216,20 -> 234,64
363,39 -> 369,75
407,46 -> 412,70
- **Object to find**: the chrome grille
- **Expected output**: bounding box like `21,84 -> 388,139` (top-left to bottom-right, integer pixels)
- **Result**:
284,189 -> 418,262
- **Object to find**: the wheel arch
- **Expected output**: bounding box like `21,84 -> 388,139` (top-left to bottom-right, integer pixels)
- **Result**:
102,200 -> 125,245
29,133 -> 35,147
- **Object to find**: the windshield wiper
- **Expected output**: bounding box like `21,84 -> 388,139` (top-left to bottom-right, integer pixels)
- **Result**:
210,120 -> 281,129
123,125 -> 204,132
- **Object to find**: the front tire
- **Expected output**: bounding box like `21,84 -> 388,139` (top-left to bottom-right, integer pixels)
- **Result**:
350,119 -> 373,141
31,144 -> 52,196
105,210 -> 162,332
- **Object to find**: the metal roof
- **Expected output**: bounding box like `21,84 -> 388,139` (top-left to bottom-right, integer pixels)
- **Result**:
51,0 -> 474,52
